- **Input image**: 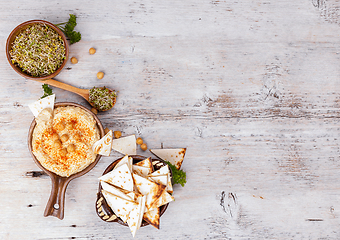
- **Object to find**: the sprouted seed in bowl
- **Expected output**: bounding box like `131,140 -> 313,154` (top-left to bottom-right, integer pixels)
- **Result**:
89,87 -> 116,111
9,23 -> 66,77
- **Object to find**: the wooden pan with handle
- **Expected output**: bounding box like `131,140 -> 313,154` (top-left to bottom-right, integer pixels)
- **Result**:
27,102 -> 105,220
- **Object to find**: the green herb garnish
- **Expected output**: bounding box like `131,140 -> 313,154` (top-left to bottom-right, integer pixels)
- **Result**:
166,161 -> 186,187
89,87 -> 116,111
56,14 -> 81,44
9,24 -> 66,77
41,84 -> 53,99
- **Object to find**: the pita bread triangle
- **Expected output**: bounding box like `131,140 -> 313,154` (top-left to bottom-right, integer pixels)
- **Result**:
132,165 -> 151,177
132,173 -> 166,211
114,155 -> 133,173
101,190 -> 137,223
150,189 -> 174,210
99,163 -> 134,191
92,130 -> 113,156
148,174 -> 168,187
100,181 -> 133,202
134,157 -> 153,171
127,195 -> 146,237
143,207 -> 160,229
28,94 -> 55,118
150,148 -> 186,170
112,135 -> 136,155
149,165 -> 170,177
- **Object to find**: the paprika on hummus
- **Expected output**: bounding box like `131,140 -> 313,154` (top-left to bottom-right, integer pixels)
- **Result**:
32,106 -> 100,177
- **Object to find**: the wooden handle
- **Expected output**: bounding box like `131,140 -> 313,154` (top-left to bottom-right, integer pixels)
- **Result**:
37,79 -> 89,101
44,175 -> 70,220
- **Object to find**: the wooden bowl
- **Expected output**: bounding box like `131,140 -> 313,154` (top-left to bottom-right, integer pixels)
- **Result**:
27,102 -> 104,220
6,20 -> 69,81
96,155 -> 172,227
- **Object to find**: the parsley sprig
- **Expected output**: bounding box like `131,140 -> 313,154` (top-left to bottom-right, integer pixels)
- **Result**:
41,84 -> 53,99
166,161 -> 186,187
56,14 -> 81,44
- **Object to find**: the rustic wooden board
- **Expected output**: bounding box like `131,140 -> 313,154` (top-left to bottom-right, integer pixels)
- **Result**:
1,0 -> 340,239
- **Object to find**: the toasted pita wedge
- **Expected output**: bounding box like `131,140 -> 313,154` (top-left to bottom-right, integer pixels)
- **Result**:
112,135 -> 136,155
148,165 -> 173,193
99,164 -> 134,191
150,148 -> 186,170
132,165 -> 151,177
151,189 -> 174,210
166,173 -> 173,194
132,173 -> 166,211
149,165 -> 170,177
92,130 -> 113,156
100,181 -> 133,202
148,174 -> 168,187
127,195 -> 146,237
114,155 -> 133,172
134,157 -> 153,171
28,94 -> 55,118
101,190 -> 137,223
143,207 -> 160,229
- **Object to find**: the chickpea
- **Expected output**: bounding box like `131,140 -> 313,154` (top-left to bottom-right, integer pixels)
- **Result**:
60,148 -> 67,157
140,143 -> 147,151
97,71 -> 104,79
136,137 -> 143,145
70,57 -> 78,64
54,139 -> 62,148
114,131 -> 122,139
65,122 -> 74,130
89,48 -> 96,55
51,133 -> 59,141
67,144 -> 75,153
60,134 -> 69,143
104,127 -> 110,135
55,122 -> 65,131
91,107 -> 98,115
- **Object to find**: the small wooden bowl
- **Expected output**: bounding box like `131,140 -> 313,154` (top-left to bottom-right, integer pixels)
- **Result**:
6,20 -> 69,80
28,102 -> 104,220
96,155 -> 172,227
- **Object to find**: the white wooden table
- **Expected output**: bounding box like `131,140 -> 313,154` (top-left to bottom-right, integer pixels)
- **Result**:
1,0 -> 340,239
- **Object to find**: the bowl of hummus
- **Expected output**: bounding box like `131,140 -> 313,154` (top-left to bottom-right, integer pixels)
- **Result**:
28,102 -> 104,219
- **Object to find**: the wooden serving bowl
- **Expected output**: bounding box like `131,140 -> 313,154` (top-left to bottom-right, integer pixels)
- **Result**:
96,155 -> 172,227
6,20 -> 69,80
28,102 -> 104,220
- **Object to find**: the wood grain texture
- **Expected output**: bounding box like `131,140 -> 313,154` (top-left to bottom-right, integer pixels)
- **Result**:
1,0 -> 340,239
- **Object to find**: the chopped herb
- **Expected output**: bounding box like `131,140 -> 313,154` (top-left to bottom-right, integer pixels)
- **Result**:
56,14 -> 81,44
9,23 -> 66,77
166,161 -> 186,187
89,87 -> 116,111
41,84 -> 53,99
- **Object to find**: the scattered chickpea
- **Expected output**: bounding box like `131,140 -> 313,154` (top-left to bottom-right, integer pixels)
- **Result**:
114,131 -> 122,139
136,137 -> 143,145
54,139 -> 62,148
89,48 -> 96,55
60,148 -> 68,157
140,143 -> 147,151
97,71 -> 104,79
91,107 -> 98,115
60,134 -> 69,143
104,127 -> 110,135
70,57 -> 78,64
65,122 -> 74,130
51,133 -> 59,141
56,122 -> 65,131
67,144 -> 76,153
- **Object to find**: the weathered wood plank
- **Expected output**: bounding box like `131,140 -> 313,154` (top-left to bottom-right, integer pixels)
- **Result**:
1,0 -> 340,239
